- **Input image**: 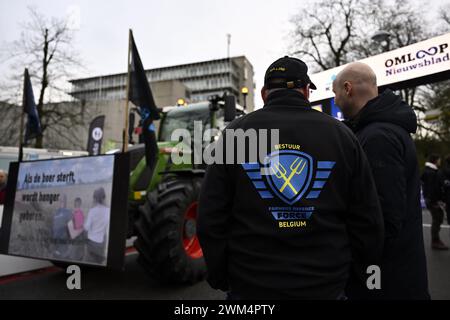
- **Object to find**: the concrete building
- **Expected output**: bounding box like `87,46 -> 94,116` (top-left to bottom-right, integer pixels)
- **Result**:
0,99 -> 137,152
0,56 -> 255,152
69,56 -> 255,111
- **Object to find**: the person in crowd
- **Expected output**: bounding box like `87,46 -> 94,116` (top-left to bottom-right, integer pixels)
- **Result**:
422,154 -> 448,250
69,197 -> 86,260
198,56 -> 384,299
84,187 -> 110,265
73,197 -> 84,231
333,62 -> 430,299
52,194 -> 72,259
438,155 -> 450,236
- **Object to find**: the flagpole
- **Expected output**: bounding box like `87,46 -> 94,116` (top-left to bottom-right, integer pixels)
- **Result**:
123,29 -> 132,153
18,69 -> 27,162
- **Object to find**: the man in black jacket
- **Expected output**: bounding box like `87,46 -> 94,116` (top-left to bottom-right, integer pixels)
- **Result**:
439,155 -> 450,234
422,154 -> 448,250
198,57 -> 384,299
333,62 -> 430,299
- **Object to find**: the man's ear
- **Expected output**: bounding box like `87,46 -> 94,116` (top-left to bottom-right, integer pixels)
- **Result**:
297,86 -> 310,100
344,81 -> 352,96
304,84 -> 310,100
261,86 -> 268,103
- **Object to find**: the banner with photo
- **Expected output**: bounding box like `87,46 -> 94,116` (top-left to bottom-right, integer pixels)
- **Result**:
0,154 -> 129,268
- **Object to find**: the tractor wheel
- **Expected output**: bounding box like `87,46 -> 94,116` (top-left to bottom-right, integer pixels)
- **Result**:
134,176 -> 206,284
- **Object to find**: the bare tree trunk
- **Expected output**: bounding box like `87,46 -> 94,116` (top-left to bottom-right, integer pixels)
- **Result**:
3,7 -> 84,149
35,28 -> 49,148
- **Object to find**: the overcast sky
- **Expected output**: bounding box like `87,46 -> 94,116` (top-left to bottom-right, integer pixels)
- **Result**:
1,0 -> 448,107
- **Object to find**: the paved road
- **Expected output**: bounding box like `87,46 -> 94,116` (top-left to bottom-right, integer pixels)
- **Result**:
0,253 -> 225,300
0,211 -> 448,300
422,210 -> 450,300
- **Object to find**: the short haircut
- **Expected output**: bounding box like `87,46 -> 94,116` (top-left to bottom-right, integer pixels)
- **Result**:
93,187 -> 106,205
74,197 -> 82,205
427,154 -> 440,164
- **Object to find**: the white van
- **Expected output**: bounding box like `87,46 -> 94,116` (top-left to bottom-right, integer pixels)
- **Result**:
0,146 -> 88,172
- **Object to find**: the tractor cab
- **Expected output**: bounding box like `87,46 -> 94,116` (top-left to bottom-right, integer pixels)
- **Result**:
158,97 -> 244,142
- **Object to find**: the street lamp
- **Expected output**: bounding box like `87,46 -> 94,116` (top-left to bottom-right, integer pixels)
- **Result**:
371,30 -> 392,52
241,86 -> 249,109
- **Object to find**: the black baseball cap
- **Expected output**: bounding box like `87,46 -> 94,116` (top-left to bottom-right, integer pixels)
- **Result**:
264,56 -> 317,90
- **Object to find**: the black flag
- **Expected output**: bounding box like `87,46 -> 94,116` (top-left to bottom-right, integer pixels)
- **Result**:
127,30 -> 159,170
87,115 -> 105,156
23,68 -> 42,143
129,31 -> 160,121
128,112 -> 135,144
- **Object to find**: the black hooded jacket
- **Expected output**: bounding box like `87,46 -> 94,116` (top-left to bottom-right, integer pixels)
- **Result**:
422,164 -> 442,205
198,90 -> 384,299
345,89 -> 430,300
439,166 -> 450,205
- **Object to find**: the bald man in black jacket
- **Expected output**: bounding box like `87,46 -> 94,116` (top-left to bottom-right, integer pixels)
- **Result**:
334,62 -> 430,300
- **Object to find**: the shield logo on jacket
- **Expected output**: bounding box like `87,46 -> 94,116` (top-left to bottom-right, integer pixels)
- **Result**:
264,150 -> 313,205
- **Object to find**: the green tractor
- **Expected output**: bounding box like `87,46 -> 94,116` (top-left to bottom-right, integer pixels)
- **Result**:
127,94 -> 241,284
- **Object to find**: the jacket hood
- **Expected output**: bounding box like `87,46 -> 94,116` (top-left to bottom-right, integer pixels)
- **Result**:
349,89 -> 417,134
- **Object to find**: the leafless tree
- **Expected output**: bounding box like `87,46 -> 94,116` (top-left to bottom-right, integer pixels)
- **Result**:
416,81 -> 450,142
350,0 -> 428,58
342,0 -> 429,120
0,101 -> 21,146
441,5 -> 450,27
0,6 -> 85,148
289,0 -> 376,71
289,0 -> 448,139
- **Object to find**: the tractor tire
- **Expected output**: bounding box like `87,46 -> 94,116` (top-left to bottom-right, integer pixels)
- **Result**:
134,176 -> 206,284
